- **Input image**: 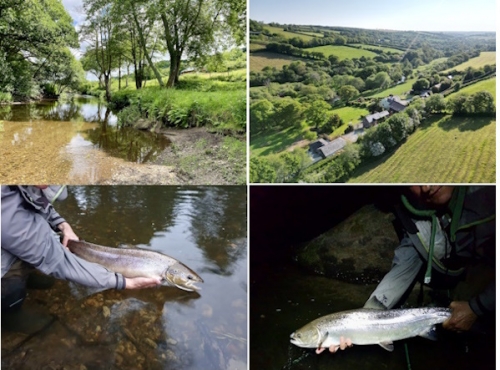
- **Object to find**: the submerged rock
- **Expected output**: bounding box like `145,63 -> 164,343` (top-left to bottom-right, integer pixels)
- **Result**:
134,118 -> 155,130
295,204 -> 399,284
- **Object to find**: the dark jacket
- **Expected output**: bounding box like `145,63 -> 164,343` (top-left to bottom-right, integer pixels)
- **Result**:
398,186 -> 495,316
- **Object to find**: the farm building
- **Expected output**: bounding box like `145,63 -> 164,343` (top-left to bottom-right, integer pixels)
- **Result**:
362,110 -> 389,128
317,138 -> 347,159
308,139 -> 330,152
380,95 -> 408,113
308,137 -> 347,160
388,96 -> 408,113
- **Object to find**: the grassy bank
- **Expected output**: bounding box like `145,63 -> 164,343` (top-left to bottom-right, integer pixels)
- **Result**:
110,76 -> 246,132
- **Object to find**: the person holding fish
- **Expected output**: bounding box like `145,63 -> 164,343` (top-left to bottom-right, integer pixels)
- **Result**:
320,186 -> 495,354
1,185 -> 162,313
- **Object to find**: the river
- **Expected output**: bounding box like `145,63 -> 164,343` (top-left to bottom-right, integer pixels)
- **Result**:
1,186 -> 247,370
0,97 -> 171,184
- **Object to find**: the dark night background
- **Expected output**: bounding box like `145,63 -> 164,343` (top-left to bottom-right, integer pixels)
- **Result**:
250,186 -> 404,271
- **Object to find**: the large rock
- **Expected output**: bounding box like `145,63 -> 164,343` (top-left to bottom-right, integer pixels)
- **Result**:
295,204 -> 399,284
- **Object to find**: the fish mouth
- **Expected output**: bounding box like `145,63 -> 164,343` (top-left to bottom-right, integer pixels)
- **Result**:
174,280 -> 201,292
290,333 -> 305,347
165,275 -> 202,292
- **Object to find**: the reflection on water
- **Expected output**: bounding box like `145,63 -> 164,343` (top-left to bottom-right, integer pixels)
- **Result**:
1,186 -> 247,370
0,97 -> 170,183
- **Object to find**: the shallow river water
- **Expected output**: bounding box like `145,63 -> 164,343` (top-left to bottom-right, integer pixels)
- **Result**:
0,97 -> 170,184
1,186 -> 247,370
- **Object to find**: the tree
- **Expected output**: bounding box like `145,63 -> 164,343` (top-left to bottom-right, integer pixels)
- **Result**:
375,122 -> 396,148
447,93 -> 472,116
337,143 -> 360,175
412,78 -> 430,92
470,91 -> 495,115
425,94 -> 446,114
304,100 -> 330,131
322,114 -> 343,133
338,85 -> 359,102
0,0 -> 79,99
250,99 -> 274,133
366,71 -> 391,90
250,157 -> 276,183
272,98 -> 303,129
386,113 -> 409,142
81,0 -> 121,102
155,0 -> 245,87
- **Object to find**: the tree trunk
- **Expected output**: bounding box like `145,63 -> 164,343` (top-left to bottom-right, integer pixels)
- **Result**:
131,10 -> 163,87
104,74 -> 111,102
125,64 -> 129,88
118,58 -> 122,91
167,54 -> 181,87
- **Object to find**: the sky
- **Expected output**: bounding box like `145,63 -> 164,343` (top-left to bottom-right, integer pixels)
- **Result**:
250,0 -> 497,32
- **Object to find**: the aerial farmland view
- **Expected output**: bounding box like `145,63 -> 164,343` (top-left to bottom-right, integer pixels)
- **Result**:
249,0 -> 496,183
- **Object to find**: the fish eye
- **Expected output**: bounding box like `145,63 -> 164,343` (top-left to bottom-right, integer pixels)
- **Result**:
297,333 -> 301,338
188,275 -> 194,280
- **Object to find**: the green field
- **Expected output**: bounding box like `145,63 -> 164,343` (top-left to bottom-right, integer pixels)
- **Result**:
348,115 -> 496,183
297,31 -> 324,37
349,43 -> 404,54
446,52 -> 496,72
304,45 -> 378,60
264,26 -> 316,41
250,125 -> 304,157
416,57 -> 449,72
330,106 -> 369,137
250,51 -> 303,72
250,42 -> 267,52
364,78 -> 416,98
447,76 -> 496,100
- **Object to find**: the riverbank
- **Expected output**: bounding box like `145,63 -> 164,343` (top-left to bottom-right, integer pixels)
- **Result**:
105,127 -> 246,185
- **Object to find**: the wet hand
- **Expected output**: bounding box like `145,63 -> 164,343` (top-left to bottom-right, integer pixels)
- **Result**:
58,222 -> 78,249
443,301 -> 477,332
315,336 -> 353,354
125,277 -> 162,289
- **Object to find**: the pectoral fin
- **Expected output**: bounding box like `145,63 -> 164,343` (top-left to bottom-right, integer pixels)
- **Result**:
379,341 -> 394,352
317,331 -> 329,348
418,325 -> 437,341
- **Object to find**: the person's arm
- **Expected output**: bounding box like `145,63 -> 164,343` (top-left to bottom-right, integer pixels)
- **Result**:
2,188 -> 141,290
443,282 -> 495,332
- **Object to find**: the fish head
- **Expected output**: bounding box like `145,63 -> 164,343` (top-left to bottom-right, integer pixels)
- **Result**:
164,262 -> 203,292
290,323 -> 320,348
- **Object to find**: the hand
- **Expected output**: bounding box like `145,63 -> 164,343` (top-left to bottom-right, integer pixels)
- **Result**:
315,336 -> 353,354
125,276 -> 162,289
57,222 -> 78,249
443,301 -> 478,332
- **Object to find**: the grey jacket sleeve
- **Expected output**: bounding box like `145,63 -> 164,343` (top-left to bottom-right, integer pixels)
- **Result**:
17,186 -> 66,230
1,186 -> 126,290
364,235 -> 423,309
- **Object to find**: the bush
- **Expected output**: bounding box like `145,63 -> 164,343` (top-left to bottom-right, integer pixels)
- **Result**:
42,83 -> 58,98
109,89 -> 136,110
0,92 -> 12,103
117,105 -> 142,127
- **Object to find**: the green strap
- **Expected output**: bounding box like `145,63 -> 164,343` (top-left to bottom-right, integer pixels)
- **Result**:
50,185 -> 67,204
449,186 -> 466,243
401,194 -> 437,284
405,342 -> 412,370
